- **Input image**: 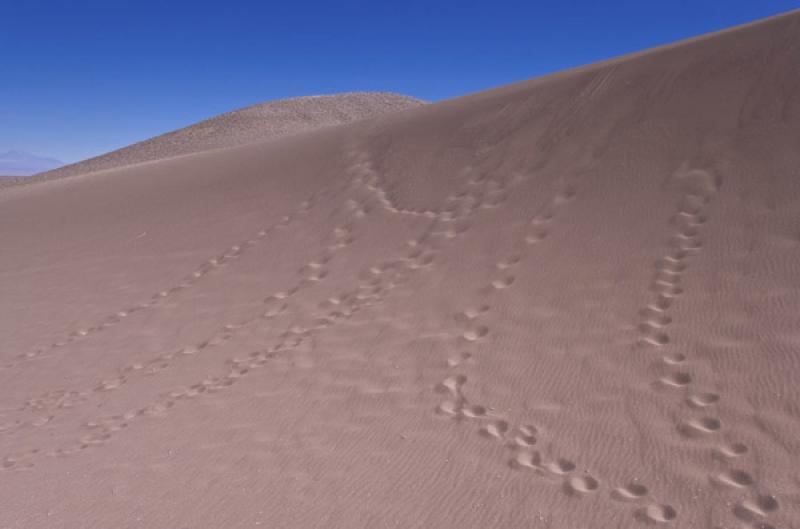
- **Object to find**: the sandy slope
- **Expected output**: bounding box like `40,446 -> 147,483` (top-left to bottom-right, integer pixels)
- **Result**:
1,10 -> 800,529
26,92 -> 424,184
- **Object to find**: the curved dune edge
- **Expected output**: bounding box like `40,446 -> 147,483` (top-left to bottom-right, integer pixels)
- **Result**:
5,92 -> 424,188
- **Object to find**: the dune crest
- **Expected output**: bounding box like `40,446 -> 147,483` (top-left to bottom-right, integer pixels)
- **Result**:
30,92 -> 424,183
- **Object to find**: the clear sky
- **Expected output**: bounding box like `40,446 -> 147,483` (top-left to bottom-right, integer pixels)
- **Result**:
2,0 -> 798,163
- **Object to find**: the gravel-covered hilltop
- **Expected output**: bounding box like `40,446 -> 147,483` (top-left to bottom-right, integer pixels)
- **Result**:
35,92 -> 424,182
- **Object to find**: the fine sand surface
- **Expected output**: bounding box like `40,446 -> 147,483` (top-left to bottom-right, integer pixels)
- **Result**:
1,11 -> 800,529
27,92 -> 424,184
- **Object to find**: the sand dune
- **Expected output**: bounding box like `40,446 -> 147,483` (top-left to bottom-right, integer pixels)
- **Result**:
31,92 -> 424,183
1,10 -> 799,529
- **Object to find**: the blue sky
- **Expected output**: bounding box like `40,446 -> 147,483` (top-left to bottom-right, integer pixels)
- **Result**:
1,1 -> 798,164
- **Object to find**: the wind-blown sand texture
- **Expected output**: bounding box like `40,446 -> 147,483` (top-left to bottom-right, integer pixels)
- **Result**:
1,10 -> 799,529
26,92 -> 424,184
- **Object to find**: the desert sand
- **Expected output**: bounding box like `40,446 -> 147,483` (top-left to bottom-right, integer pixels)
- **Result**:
29,92 -> 424,184
1,10 -> 799,529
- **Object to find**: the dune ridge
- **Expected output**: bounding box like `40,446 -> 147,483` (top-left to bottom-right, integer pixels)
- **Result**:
16,92 -> 423,186
1,9 -> 799,529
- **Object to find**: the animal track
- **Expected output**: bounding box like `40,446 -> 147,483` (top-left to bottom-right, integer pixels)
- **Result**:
565,475 -> 600,495
687,392 -> 720,408
4,191 -> 328,370
446,352 -> 472,367
428,175 -> 656,513
490,276 -> 515,289
544,458 -> 577,475
639,504 -> 678,524
660,372 -> 692,387
714,469 -> 754,488
512,450 -> 543,469
347,145 -> 479,221
479,420 -> 509,439
461,404 -> 488,418
662,352 -> 686,365
715,442 -> 749,458
678,417 -> 722,437
436,374 -> 467,396
512,425 -> 538,447
4,145 -> 513,468
462,325 -> 489,342
633,171 -> 779,527
613,483 -> 649,501
734,495 -> 779,519
5,170 -> 379,434
625,170 -> 727,522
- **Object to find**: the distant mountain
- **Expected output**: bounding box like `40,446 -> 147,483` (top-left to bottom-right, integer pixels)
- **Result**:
37,92 -> 424,181
0,150 -> 63,176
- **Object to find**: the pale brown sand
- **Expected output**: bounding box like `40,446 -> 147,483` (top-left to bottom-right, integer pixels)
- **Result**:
1,10 -> 800,529
24,92 -> 424,185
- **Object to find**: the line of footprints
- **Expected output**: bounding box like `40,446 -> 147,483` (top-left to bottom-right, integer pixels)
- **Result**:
1,188 -> 339,371
2,227 -> 404,470
347,146 -> 508,221
434,180 -> 680,525
2,175 -> 373,437
1,152 -> 507,470
638,188 -> 781,528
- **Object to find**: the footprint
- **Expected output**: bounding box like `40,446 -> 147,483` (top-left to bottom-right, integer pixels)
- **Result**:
678,195 -> 706,216
650,294 -> 674,312
670,236 -> 703,251
544,458 -> 576,475
462,304 -> 491,320
496,255 -> 522,270
513,433 -> 537,447
436,400 -> 461,416
556,184 -> 577,202
518,424 -> 538,436
653,272 -> 681,287
463,325 -> 489,342
479,420 -> 509,440
640,504 -> 678,523
650,282 -> 683,298
679,417 -> 722,437
565,475 -> 600,495
639,308 -> 672,327
531,210 -> 554,225
462,404 -> 488,418
677,226 -> 700,239
512,450 -> 542,469
613,483 -> 649,501
660,372 -> 692,387
408,252 -> 435,269
655,259 -> 686,273
715,442 -> 749,458
666,248 -> 689,262
735,495 -> 779,519
687,392 -> 720,408
306,269 -> 328,282
714,469 -> 754,488
491,276 -> 515,289
525,230 -> 548,244
640,327 -> 669,346
447,352 -> 472,367
437,375 -> 467,395
30,416 -> 52,427
662,353 -> 686,365
682,213 -> 707,226
97,378 -> 125,391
